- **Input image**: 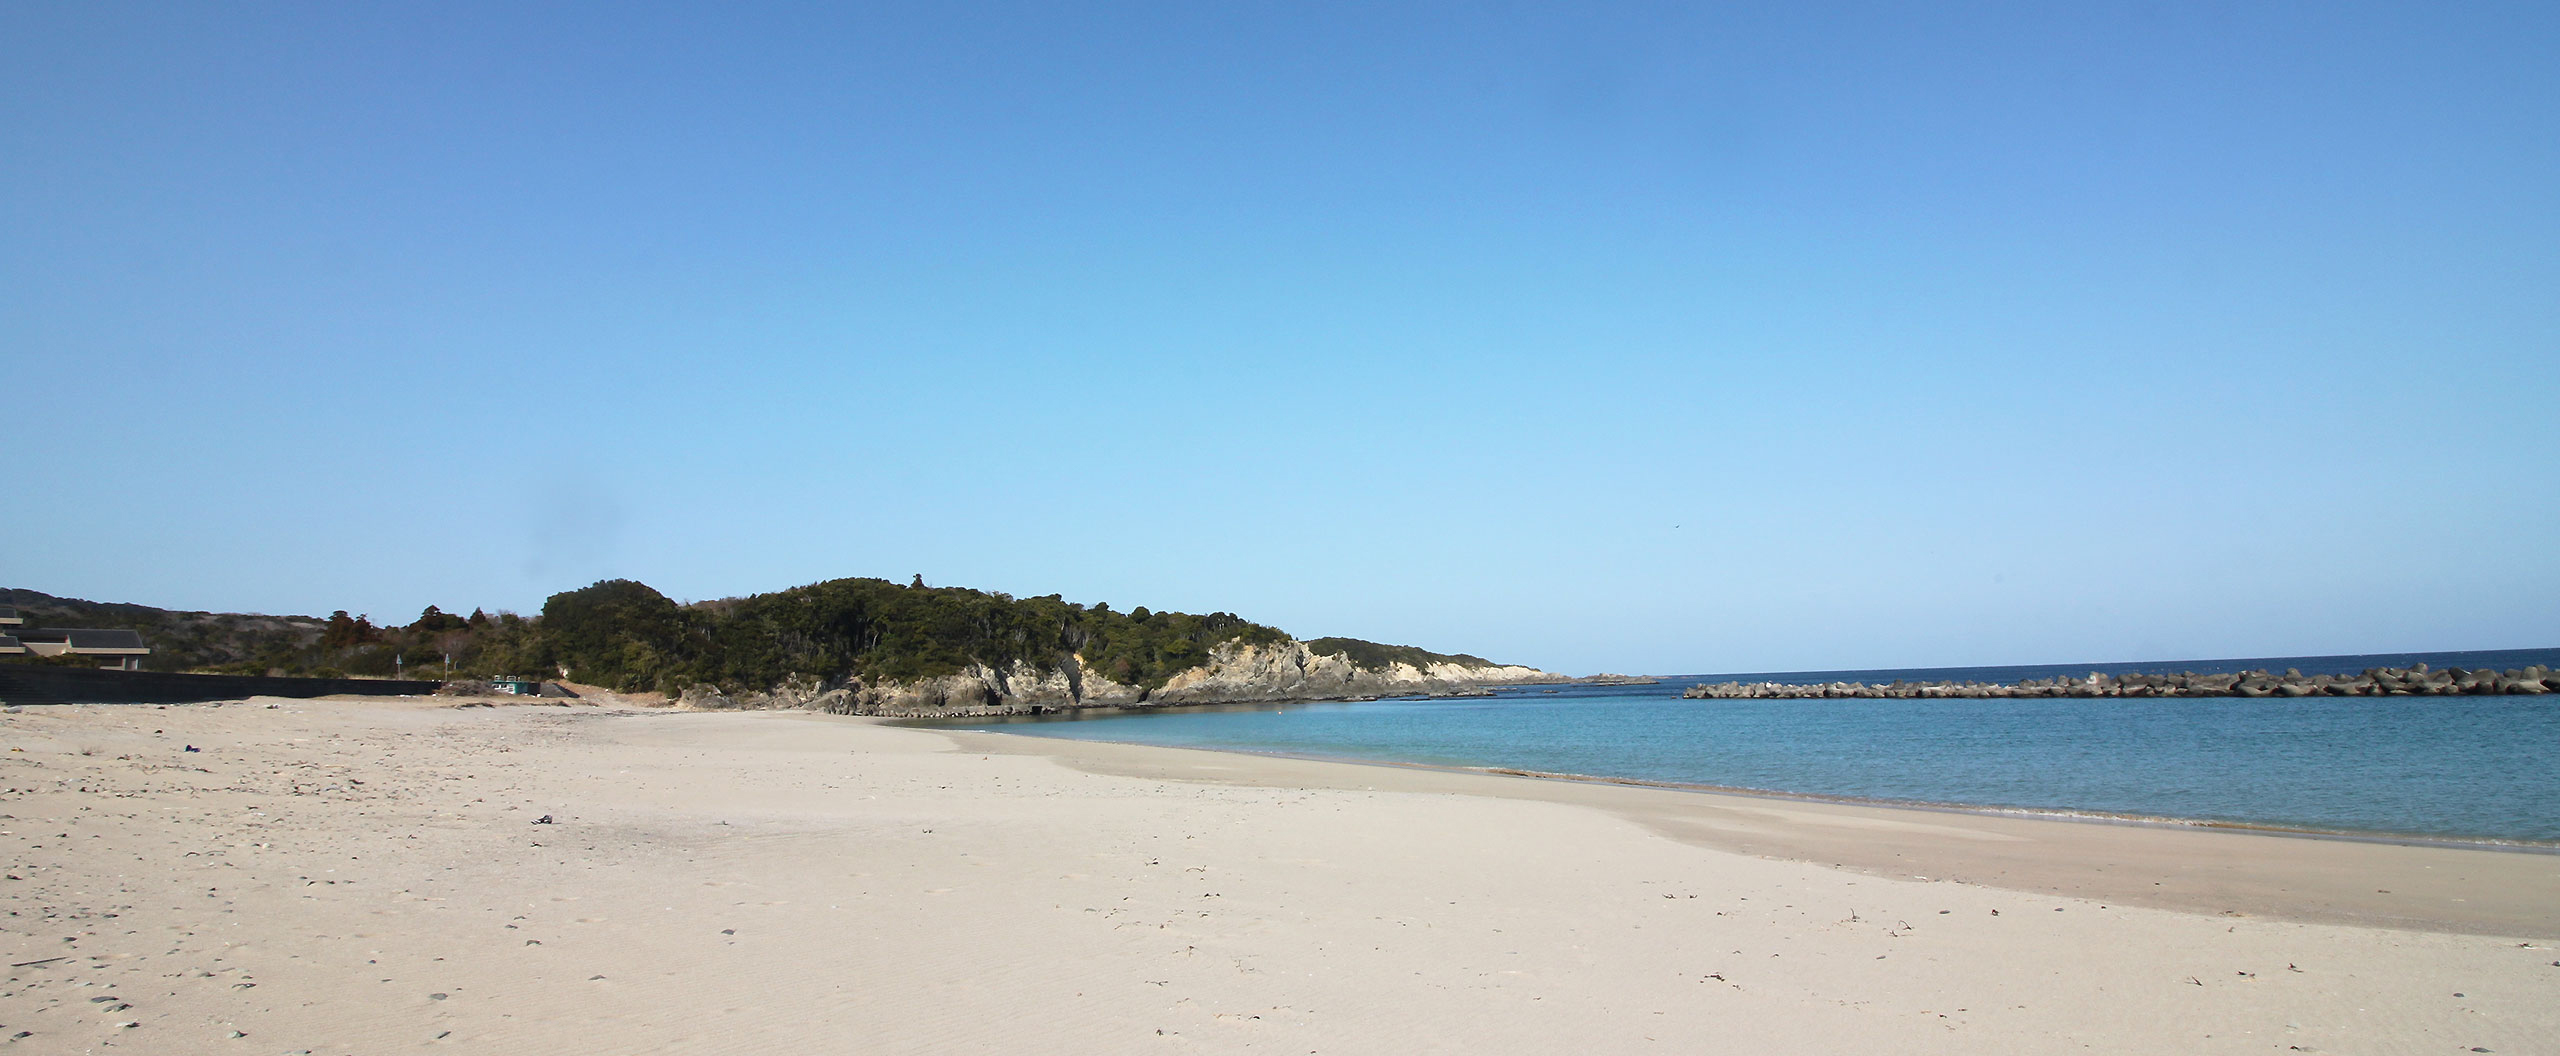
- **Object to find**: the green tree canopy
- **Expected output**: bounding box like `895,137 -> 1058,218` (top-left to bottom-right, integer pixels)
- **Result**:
540,579 -> 686,690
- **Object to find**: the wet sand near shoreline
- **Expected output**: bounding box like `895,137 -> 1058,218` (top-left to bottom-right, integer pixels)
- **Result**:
2,697 -> 2553,1054
943,728 -> 2560,938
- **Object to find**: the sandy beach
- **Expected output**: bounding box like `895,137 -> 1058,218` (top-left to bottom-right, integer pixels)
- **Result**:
2,697 -> 2555,1055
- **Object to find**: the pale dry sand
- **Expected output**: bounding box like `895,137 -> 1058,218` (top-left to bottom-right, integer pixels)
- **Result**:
1,697 -> 2554,1055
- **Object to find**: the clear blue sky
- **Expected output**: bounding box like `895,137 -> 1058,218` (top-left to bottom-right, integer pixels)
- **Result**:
5,1 -> 2554,674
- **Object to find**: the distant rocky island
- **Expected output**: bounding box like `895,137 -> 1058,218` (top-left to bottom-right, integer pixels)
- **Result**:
1682,664 -> 2559,700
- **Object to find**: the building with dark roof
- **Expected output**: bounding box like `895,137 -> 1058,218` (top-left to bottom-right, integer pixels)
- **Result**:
0,606 -> 152,670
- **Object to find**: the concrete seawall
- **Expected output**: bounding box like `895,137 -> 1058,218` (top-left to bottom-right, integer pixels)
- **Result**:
0,666 -> 444,705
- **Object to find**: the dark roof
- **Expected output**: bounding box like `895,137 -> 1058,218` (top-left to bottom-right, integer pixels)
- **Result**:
0,634 -> 22,653
61,628 -> 148,652
0,606 -> 19,624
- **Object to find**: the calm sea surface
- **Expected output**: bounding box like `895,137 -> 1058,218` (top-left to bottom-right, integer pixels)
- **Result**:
950,649 -> 2560,845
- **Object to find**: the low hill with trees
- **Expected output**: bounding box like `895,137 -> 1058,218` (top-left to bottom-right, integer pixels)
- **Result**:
3,579 -> 1541,706
536,576 -> 1295,694
2,587 -> 539,678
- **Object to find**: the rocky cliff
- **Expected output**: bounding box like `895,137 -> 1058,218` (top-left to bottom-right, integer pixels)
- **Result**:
675,638 -> 1562,717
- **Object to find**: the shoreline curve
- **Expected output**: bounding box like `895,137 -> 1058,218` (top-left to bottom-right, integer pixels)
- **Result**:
921,719 -> 2560,939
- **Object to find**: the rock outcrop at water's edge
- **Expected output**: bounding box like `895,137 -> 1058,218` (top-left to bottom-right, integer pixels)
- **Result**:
1679,663 -> 2559,700
674,638 -> 1565,718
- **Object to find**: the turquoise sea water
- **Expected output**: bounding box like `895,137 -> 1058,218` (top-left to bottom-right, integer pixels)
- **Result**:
951,650 -> 2560,845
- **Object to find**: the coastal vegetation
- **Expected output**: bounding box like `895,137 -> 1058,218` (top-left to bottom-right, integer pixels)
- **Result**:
537,576 -> 1291,693
1,588 -> 543,679
4,579 -> 1473,697
3,589 -> 328,673
1301,637 -> 1497,672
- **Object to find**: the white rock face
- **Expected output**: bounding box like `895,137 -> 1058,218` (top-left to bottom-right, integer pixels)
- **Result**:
1151,640 -> 1551,704
687,638 -> 1560,717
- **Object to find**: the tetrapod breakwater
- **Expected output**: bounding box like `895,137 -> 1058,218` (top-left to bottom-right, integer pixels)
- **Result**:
1679,663 -> 2558,700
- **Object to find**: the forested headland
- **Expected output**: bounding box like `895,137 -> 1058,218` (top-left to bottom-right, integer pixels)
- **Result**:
2,578 -> 1518,698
